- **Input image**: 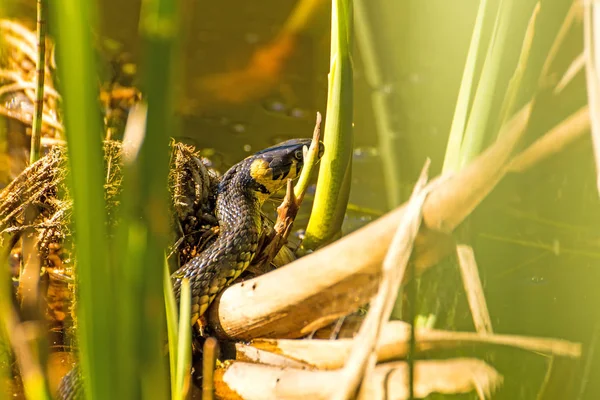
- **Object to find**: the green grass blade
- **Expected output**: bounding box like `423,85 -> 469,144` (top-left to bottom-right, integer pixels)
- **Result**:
302,0 -> 353,250
113,220 -> 147,399
48,1 -> 113,399
459,0 -> 515,168
136,0 -> 182,397
174,279 -> 191,400
497,2 -> 540,133
442,0 -> 490,174
164,260 -> 179,399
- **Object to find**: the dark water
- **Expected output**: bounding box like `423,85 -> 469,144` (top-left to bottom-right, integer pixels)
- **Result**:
8,0 -> 600,398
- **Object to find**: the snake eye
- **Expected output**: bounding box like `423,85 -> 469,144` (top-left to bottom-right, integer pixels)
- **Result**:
294,149 -> 303,160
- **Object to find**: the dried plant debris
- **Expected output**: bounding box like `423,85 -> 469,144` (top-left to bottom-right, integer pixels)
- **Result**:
0,19 -> 62,135
0,141 -> 222,324
1,140 -> 223,268
0,20 -> 142,184
0,20 -> 62,182
169,141 -> 221,266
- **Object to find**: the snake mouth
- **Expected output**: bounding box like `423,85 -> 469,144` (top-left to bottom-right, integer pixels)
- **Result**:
269,160 -> 300,181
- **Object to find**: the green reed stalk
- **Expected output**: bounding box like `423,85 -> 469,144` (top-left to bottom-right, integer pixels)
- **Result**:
29,0 -> 47,164
458,0 -> 515,168
163,261 -> 179,399
112,219 -> 146,399
496,2 -> 539,134
442,0 -> 490,174
49,1 -> 114,399
354,0 -> 404,208
174,279 -> 191,400
135,0 -> 181,397
302,0 -> 353,250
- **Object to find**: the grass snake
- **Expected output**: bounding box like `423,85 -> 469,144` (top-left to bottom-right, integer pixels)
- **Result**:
58,138 -> 323,399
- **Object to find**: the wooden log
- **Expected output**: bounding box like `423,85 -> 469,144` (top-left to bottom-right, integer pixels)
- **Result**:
213,358 -> 502,400
207,104 -> 533,340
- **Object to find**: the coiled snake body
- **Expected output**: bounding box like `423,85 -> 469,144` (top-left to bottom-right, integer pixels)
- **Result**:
171,138 -> 318,324
59,138 -> 321,399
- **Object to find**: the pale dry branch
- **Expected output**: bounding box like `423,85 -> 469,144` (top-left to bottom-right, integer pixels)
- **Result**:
456,244 -> 493,334
207,102 -> 532,341
238,321 -> 581,370
332,161 -> 432,400
213,358 -> 502,400
235,343 -> 312,369
202,337 -> 219,400
422,102 -> 532,232
555,52 -> 585,94
508,105 -> 590,172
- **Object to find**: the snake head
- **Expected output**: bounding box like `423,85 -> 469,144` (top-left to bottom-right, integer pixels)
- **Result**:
247,138 -> 324,199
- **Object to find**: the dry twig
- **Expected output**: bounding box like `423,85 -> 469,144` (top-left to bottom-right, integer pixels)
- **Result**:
555,52 -> 585,94
237,320 -> 580,371
508,105 -> 589,172
332,161 -> 433,400
213,358 -> 502,400
456,244 -> 493,334
202,337 -> 219,400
